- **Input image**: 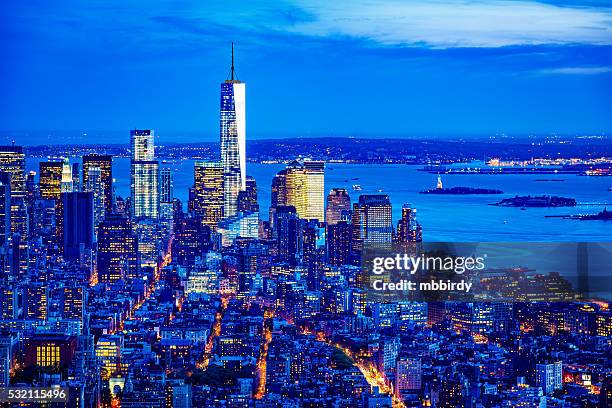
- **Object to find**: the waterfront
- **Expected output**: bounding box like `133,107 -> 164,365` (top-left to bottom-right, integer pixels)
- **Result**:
27,158 -> 612,242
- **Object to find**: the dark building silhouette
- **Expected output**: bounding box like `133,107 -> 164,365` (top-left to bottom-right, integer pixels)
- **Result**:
172,217 -> 210,266
62,191 -> 94,261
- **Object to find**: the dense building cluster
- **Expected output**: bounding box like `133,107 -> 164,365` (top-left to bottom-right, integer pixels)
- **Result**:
0,52 -> 610,408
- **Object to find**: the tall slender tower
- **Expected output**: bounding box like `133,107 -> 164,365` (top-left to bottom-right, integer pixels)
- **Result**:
130,129 -> 159,219
220,43 -> 246,218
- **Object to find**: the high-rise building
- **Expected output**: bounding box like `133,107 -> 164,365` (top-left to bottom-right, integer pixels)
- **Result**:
191,162 -> 224,229
86,167 -> 105,233
0,147 -> 28,262
25,284 -> 48,320
272,160 -> 325,221
172,217 -> 210,266
237,176 -> 258,212
352,194 -> 393,253
274,206 -> 302,266
396,204 -> 422,243
130,130 -> 159,219
160,168 -> 173,204
71,163 -> 80,191
396,358 -> 422,395
62,191 -> 94,261
82,154 -> 113,214
326,188 -> 351,225
97,213 -> 138,283
39,162 -> 63,201
62,286 -> 84,321
60,157 -> 73,193
0,146 -> 25,198
0,173 -> 11,249
326,220 -> 352,266
220,44 -> 246,218
131,129 -> 155,161
536,362 -> 563,395
217,211 -> 259,247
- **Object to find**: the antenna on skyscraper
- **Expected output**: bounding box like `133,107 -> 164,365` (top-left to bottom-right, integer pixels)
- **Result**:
231,42 -> 235,81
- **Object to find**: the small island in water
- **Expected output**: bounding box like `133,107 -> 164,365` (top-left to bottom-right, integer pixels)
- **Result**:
421,176 -> 503,195
494,195 -> 577,207
562,208 -> 612,221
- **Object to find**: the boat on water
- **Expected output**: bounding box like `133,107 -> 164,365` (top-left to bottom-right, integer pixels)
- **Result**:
352,184 -> 362,191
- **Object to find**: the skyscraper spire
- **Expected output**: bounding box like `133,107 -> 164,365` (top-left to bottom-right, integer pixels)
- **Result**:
231,42 -> 235,81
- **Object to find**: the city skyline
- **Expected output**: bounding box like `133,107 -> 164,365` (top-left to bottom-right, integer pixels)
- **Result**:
1,1 -> 611,144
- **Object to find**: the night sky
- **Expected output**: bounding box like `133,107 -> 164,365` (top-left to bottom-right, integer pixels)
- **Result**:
1,0 -> 611,144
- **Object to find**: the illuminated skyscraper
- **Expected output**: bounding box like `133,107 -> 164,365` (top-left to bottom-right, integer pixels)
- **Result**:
131,129 -> 154,161
0,147 -> 28,251
220,44 -> 246,217
237,176 -> 258,212
272,160 -> 325,221
82,154 -> 113,214
86,167 -> 105,233
60,157 -> 73,193
39,162 -> 63,201
326,221 -> 352,266
191,162 -> 224,229
97,213 -> 138,283
0,173 -> 10,250
396,204 -> 422,243
536,362 -> 563,395
352,194 -> 393,253
160,168 -> 173,204
0,146 -> 25,199
326,188 -> 351,225
130,129 -> 159,219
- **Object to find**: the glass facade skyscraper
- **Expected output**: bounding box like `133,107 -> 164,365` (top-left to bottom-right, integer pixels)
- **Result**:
130,129 -> 159,219
220,45 -> 246,218
83,154 -> 113,214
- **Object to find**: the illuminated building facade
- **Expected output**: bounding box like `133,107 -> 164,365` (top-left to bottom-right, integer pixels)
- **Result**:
326,188 -> 351,225
351,194 -> 393,253
85,167 -> 105,233
82,154 -> 113,214
272,160 -> 325,221
396,204 -> 422,243
39,161 -> 63,201
220,45 -> 246,218
131,129 -> 159,219
24,335 -> 76,370
97,213 -> 138,283
60,157 -> 73,193
217,211 -> 259,247
192,162 -> 224,229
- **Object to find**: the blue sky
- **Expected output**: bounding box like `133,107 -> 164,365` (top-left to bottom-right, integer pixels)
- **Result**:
1,0 -> 611,143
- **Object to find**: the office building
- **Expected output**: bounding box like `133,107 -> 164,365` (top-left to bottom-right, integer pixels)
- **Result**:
97,213 -> 138,283
237,176 -> 258,212
326,188 -> 351,225
191,162 -> 224,229
83,154 -> 113,213
160,167 -> 173,204
131,129 -> 159,219
220,44 -> 246,217
62,191 -> 94,261
352,194 -> 393,253
60,157 -> 73,193
272,160 -> 325,221
536,361 -> 563,395
86,167 -> 105,233
38,161 -> 63,201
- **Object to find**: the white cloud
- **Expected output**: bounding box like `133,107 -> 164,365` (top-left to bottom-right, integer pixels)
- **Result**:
538,66 -> 612,74
285,0 -> 612,48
